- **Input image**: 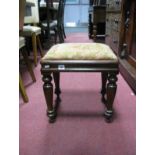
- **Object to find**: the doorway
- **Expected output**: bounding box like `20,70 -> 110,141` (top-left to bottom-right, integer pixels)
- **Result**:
64,0 -> 89,28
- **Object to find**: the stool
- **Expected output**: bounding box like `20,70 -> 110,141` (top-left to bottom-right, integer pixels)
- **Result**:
40,43 -> 119,123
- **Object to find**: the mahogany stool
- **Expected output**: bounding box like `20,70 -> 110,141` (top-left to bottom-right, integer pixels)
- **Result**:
40,43 -> 119,123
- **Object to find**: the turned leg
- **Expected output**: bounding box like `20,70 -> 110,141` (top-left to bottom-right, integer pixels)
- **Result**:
53,72 -> 61,101
32,33 -> 37,66
93,24 -> 97,42
101,72 -> 108,103
104,73 -> 118,122
42,73 -> 56,123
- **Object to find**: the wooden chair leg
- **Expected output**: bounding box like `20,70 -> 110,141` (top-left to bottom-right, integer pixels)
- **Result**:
19,74 -> 29,103
58,31 -> 63,43
62,24 -> 66,38
60,27 -> 64,42
54,29 -> 57,44
21,47 -> 36,82
58,26 -> 64,43
36,35 -> 44,57
32,33 -> 37,66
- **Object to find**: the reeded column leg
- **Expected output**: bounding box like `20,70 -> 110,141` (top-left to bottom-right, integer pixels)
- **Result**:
93,24 -> 97,42
42,73 -> 56,123
101,72 -> 108,103
53,72 -> 61,102
104,73 -> 118,122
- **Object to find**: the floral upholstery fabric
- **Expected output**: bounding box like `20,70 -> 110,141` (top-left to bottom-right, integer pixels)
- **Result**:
42,43 -> 117,60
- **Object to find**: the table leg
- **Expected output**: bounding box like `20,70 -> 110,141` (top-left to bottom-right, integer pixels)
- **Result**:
104,73 -> 118,122
101,72 -> 108,103
42,73 -> 56,123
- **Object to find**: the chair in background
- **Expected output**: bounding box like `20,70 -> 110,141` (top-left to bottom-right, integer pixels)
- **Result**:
53,0 -> 66,39
20,0 -> 43,66
39,0 -> 66,43
19,37 -> 36,103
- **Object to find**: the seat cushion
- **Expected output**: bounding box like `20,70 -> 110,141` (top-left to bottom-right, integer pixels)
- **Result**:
42,43 -> 117,60
20,25 -> 41,36
42,20 -> 57,28
19,37 -> 25,49
53,2 -> 59,10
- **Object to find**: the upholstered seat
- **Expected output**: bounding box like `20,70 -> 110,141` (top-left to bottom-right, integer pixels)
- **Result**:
21,25 -> 41,36
42,20 -> 57,28
42,43 -> 117,60
53,2 -> 59,10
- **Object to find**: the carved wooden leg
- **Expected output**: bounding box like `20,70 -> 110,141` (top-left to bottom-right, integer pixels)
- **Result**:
101,72 -> 108,103
53,72 -> 61,102
32,33 -> 37,66
42,73 -> 56,123
93,24 -> 97,42
104,73 -> 118,122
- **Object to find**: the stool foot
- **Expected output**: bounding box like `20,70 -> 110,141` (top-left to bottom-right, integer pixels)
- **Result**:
47,110 -> 57,123
103,110 -> 113,123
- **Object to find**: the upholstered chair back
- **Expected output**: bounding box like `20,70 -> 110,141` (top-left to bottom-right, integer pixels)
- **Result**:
24,0 -> 39,24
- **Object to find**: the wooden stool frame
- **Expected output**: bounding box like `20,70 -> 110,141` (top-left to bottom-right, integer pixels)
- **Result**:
41,60 -> 119,123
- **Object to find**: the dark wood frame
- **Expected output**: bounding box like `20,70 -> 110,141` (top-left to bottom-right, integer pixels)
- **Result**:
41,59 -> 119,123
118,0 -> 136,93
